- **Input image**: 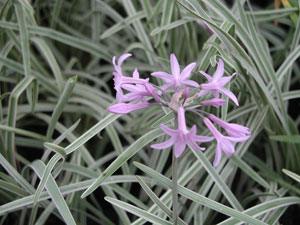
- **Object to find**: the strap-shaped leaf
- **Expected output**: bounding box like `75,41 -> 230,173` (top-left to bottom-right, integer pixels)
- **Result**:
134,162 -> 266,225
105,197 -> 172,225
282,169 -> 300,183
30,160 -> 76,225
81,128 -> 164,198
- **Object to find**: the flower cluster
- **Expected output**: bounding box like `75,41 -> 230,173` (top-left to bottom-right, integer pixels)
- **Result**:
109,53 -> 250,166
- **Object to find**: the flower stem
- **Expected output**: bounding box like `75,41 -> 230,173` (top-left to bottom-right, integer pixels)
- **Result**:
172,151 -> 178,225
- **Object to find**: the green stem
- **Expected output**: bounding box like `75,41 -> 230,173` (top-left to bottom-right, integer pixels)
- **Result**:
172,150 -> 178,225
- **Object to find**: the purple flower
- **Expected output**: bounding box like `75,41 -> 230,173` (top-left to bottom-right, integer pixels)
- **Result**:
203,117 -> 250,166
200,98 -> 226,108
208,114 -> 251,138
109,103 -> 150,114
183,87 -> 189,105
198,59 -> 239,106
122,69 -> 160,103
112,54 -> 148,102
151,107 -> 214,158
151,54 -> 199,91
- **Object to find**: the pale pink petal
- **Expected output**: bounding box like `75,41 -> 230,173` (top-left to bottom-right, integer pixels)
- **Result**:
112,56 -> 117,67
203,118 -> 222,139
170,54 -> 180,78
174,138 -> 186,158
151,72 -> 173,82
187,138 -> 205,151
217,73 -> 236,87
200,98 -> 226,107
109,103 -> 149,114
125,93 -> 146,101
212,90 -> 220,99
213,59 -> 224,81
226,127 -> 251,137
180,62 -> 196,80
189,125 -> 197,136
226,136 -> 250,142
213,144 -> 222,167
182,80 -> 199,87
199,71 -> 213,82
118,53 -> 132,66
112,54 -> 132,76
183,87 -> 189,103
151,137 -> 176,149
132,68 -> 140,79
218,87 -> 239,106
208,114 -> 225,125
220,139 -> 235,156
121,77 -> 149,85
116,92 -> 127,103
198,89 -> 210,97
160,83 -> 174,91
227,124 -> 250,134
201,83 -> 219,90
144,83 -> 160,102
189,126 -> 214,142
208,114 -> 250,137
160,124 -> 179,136
192,135 -> 215,142
122,84 -> 143,92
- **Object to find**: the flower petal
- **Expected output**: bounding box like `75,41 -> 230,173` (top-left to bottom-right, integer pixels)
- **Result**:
189,126 -> 214,142
199,71 -> 213,82
132,68 -> 140,79
198,89 -> 210,97
160,124 -> 178,136
208,114 -> 250,137
218,87 -> 239,106
213,59 -> 224,81
151,137 -> 176,149
200,98 -> 226,108
180,62 -> 196,80
112,56 -> 117,67
213,144 -> 222,167
182,80 -> 199,87
192,135 -> 215,142
183,87 -> 189,103
170,53 -> 180,78
109,103 -> 149,114
160,83 -> 174,91
118,53 -> 132,66
226,135 -> 250,142
151,72 -> 173,82
144,83 -> 160,102
212,90 -> 220,99
187,138 -> 205,151
203,118 -> 223,139
226,127 -> 251,137
174,138 -> 186,158
116,92 -> 127,103
220,139 -> 235,156
217,73 -> 236,87
122,84 -> 143,92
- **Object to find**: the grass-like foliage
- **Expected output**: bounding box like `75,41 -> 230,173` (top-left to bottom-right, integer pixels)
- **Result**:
0,0 -> 300,224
